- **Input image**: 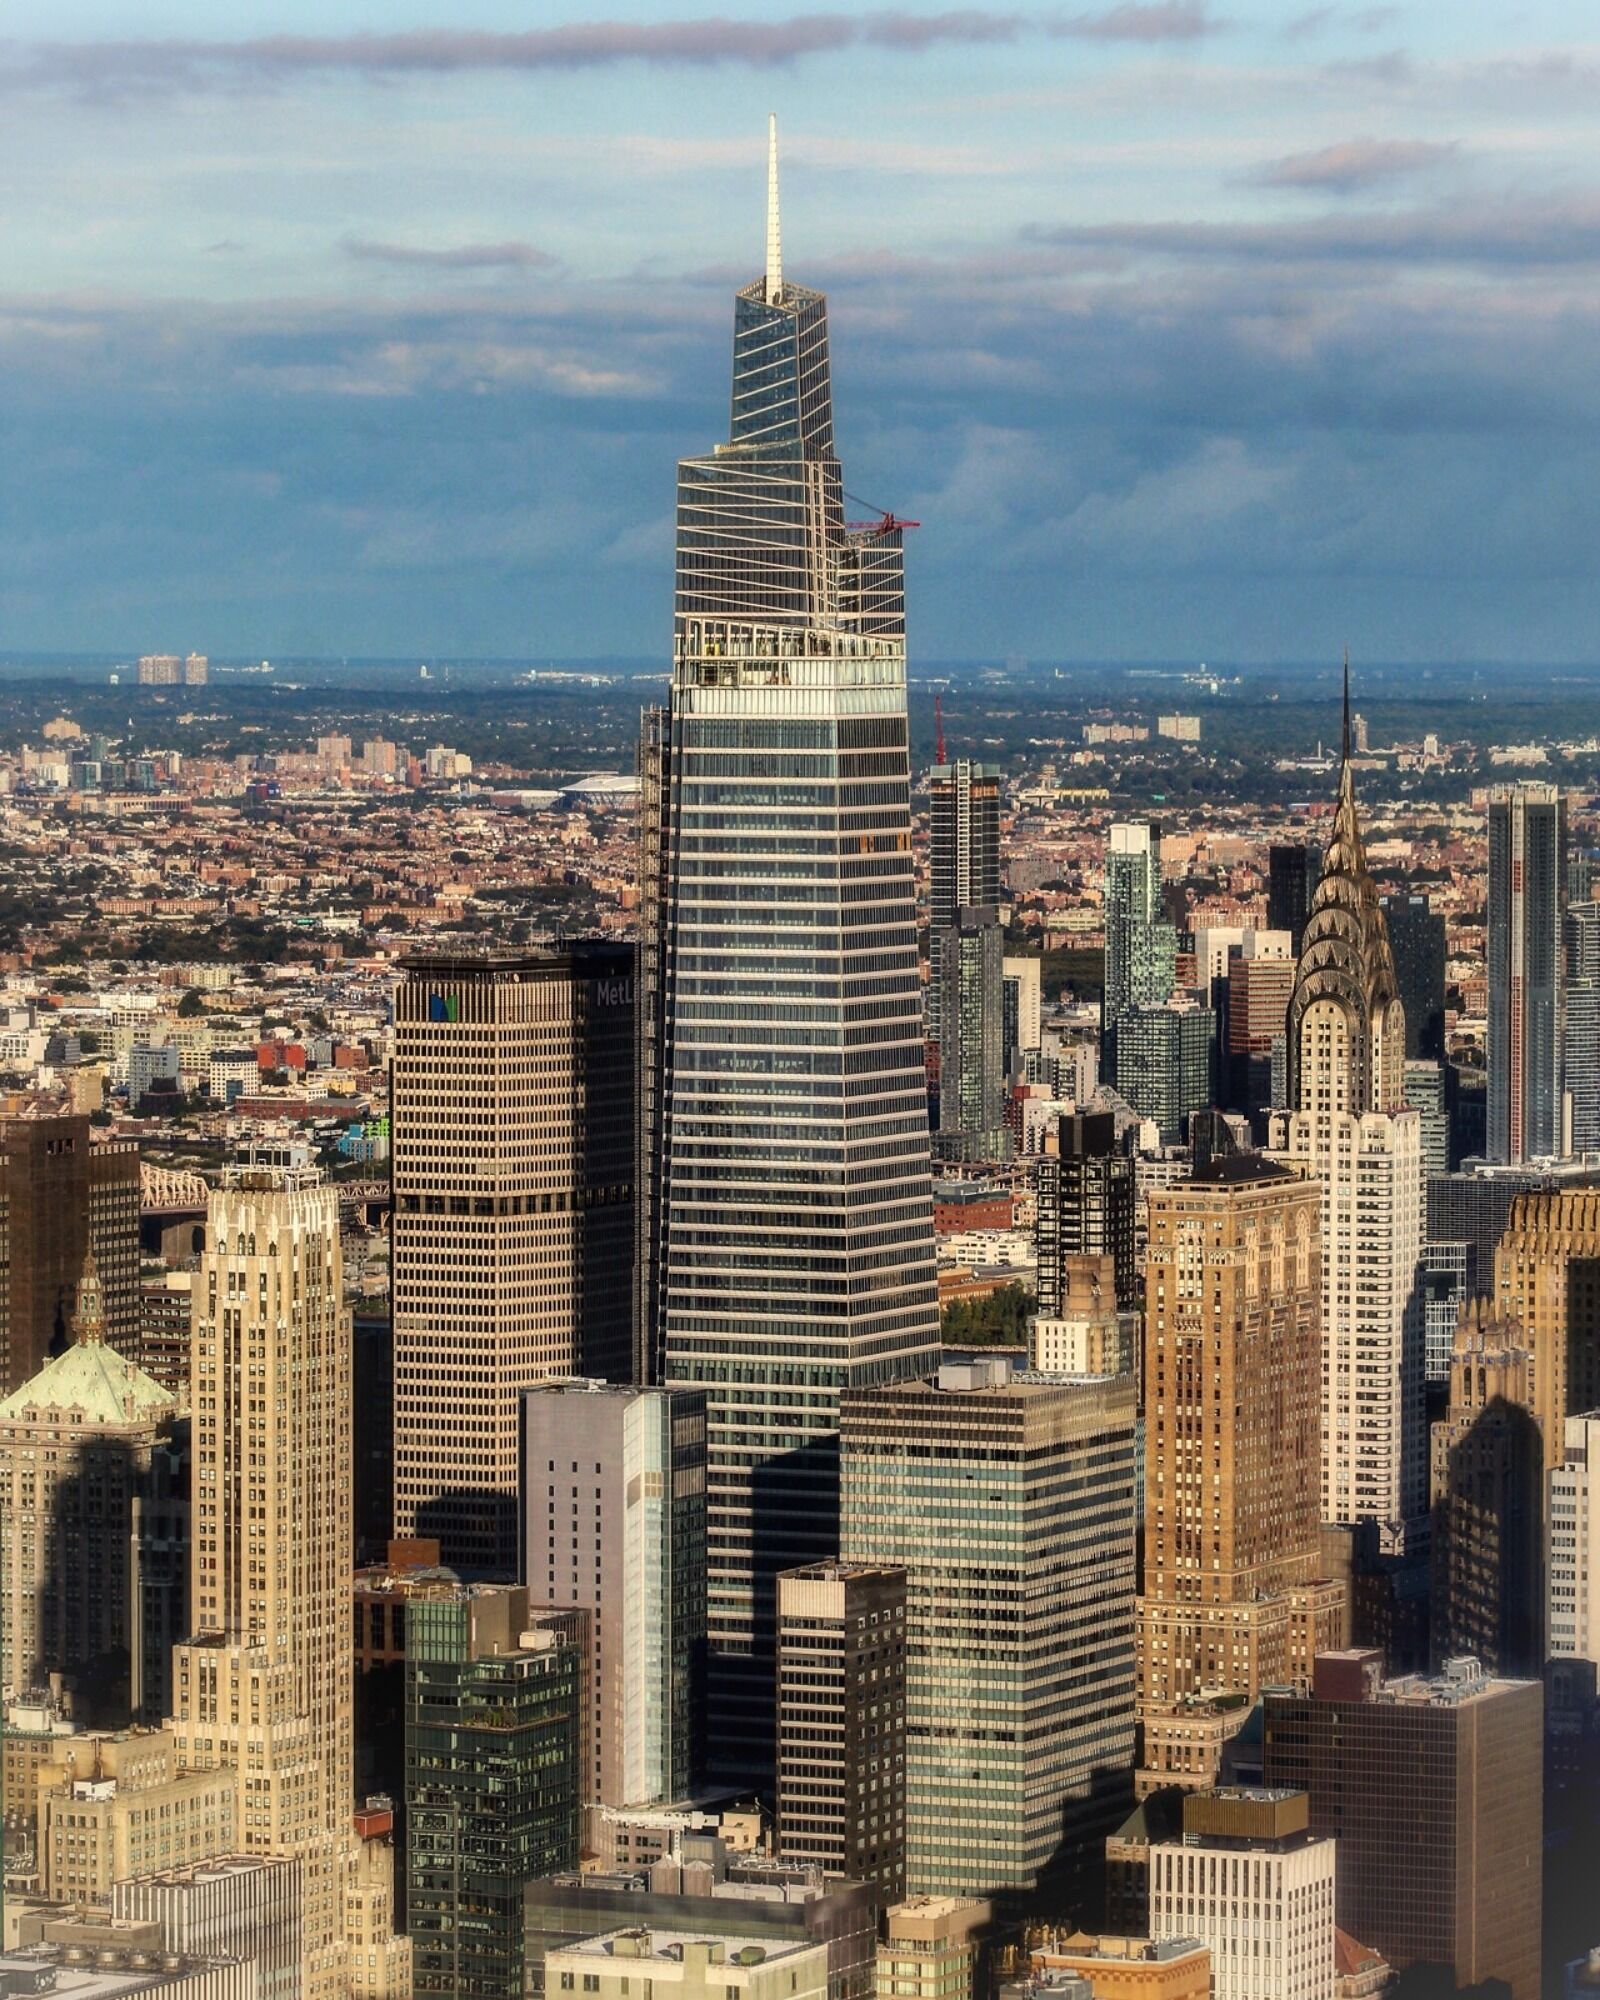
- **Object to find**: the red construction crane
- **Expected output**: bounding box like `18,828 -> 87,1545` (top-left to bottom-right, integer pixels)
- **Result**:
845,511 -> 921,537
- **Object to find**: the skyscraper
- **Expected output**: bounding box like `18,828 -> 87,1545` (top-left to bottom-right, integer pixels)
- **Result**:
775,1560 -> 907,1901
1103,823 -> 1175,1089
391,945 -> 636,1572
1567,900 -> 1600,1153
1273,669 -> 1424,1535
1488,781 -> 1568,1163
0,1113 -> 140,1393
166,1166 -> 374,2000
1112,1002 -> 1215,1144
1380,889 -> 1447,1062
929,758 -> 1007,1161
640,120 -> 940,1774
1263,1650 -> 1542,2000
1492,1189 -> 1600,1514
519,1380 -> 707,1815
841,1354 -> 1136,1905
406,1582 -> 580,2000
1267,844 -> 1321,958
1428,1300 -> 1542,1675
1139,1158 -> 1344,1794
1549,1411 -> 1600,1664
1035,1111 -> 1136,1315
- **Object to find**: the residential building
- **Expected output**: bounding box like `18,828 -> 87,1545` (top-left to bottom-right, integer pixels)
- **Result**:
37,1728 -> 237,1903
546,1930 -> 829,2000
875,1898 -> 988,2000
406,1581 -> 580,2000
520,1380 -> 707,1814
1551,1412 -> 1600,1664
1139,1158 -> 1344,1794
1035,1112 -> 1136,1314
1429,1300 -> 1542,1674
640,123 -> 939,1778
165,1166 -> 382,2000
1488,781 -> 1568,1162
776,1562 -> 907,1902
1113,1004 -> 1215,1145
1223,951 -> 1293,1120
1567,901 -> 1600,1153
1002,957 -> 1043,1071
0,1252 -> 186,1726
929,755 -> 1000,1041
391,944 -> 636,1572
1263,1650 -> 1542,2000
1103,825 -> 1176,1092
0,1113 -> 140,1392
1273,677 -> 1424,1537
841,1355 -> 1137,1904
935,905 -> 1009,1162
1149,1790 -> 1335,2000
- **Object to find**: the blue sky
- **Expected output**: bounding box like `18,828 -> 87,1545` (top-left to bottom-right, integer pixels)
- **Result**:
5,2 -> 1600,661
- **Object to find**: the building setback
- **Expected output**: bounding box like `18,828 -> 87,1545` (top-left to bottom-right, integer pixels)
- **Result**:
841,1356 -> 1136,1908
391,945 -> 635,1573
1262,1650 -> 1542,2000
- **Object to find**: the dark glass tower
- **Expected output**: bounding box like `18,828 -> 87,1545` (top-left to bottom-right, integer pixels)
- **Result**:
1268,842 -> 1321,956
638,121 -> 940,1780
929,758 -> 1007,1161
1380,890 -> 1447,1062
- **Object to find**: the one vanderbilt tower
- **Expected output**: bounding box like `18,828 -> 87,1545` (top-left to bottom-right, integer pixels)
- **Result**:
638,119 -> 940,1779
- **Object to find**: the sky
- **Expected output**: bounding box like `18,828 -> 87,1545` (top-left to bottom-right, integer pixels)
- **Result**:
4,2 -> 1600,664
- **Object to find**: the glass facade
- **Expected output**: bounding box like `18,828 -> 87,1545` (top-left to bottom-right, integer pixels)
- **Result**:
1487,782 -> 1567,1163
640,217 -> 939,1777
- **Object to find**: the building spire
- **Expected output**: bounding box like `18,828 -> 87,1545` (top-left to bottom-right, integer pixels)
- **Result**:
765,111 -> 782,304
71,1245 -> 105,1346
1341,647 -> 1351,766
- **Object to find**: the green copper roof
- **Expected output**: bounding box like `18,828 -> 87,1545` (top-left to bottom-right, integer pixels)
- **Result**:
0,1329 -> 176,1427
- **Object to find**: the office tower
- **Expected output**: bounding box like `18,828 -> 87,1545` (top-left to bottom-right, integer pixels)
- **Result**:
1267,844 -> 1320,957
1224,951 -> 1293,1118
0,1253 -> 185,1726
524,1856 -> 879,2000
929,755 -> 1000,1045
391,944 -> 636,1572
166,1166 -> 370,2000
1030,1252 -> 1135,1377
1488,781 -> 1568,1162
1427,1165 -> 1551,1285
1036,1111 -> 1136,1314
1149,1790 -> 1335,2000
875,1899 -> 988,2000
406,1581 -> 580,2000
935,909 -> 1009,1162
1493,1189 -> 1600,1499
1112,1003 -> 1215,1143
841,1354 -> 1137,1905
520,1381 -> 707,1813
112,1853 -> 304,1992
1274,676 -> 1424,1535
1379,891 -> 1447,1061
1419,1238 -> 1474,1385
1263,1650 -> 1542,2000
1139,1159 -> 1345,1794
1550,1412 -> 1600,1663
639,123 -> 940,1775
1567,901 -> 1600,1153
547,1931 -> 829,2000
1002,956 -> 1042,1073
776,1562 -> 906,1901
1429,1300 -> 1542,1674
0,1113 -> 139,1393
1103,824 -> 1176,1089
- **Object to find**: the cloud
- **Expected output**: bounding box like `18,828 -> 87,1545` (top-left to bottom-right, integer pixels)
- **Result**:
1282,4 -> 1396,37
1052,2 -> 1218,42
342,237 -> 558,272
5,8 -> 1219,97
1248,138 -> 1459,194
1028,194 -> 1600,269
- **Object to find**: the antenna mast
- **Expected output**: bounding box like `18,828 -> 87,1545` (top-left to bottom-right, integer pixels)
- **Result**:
765,113 -> 782,304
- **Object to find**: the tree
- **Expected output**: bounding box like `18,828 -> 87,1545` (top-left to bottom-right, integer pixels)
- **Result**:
940,1283 -> 1035,1349
177,988 -> 206,1018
